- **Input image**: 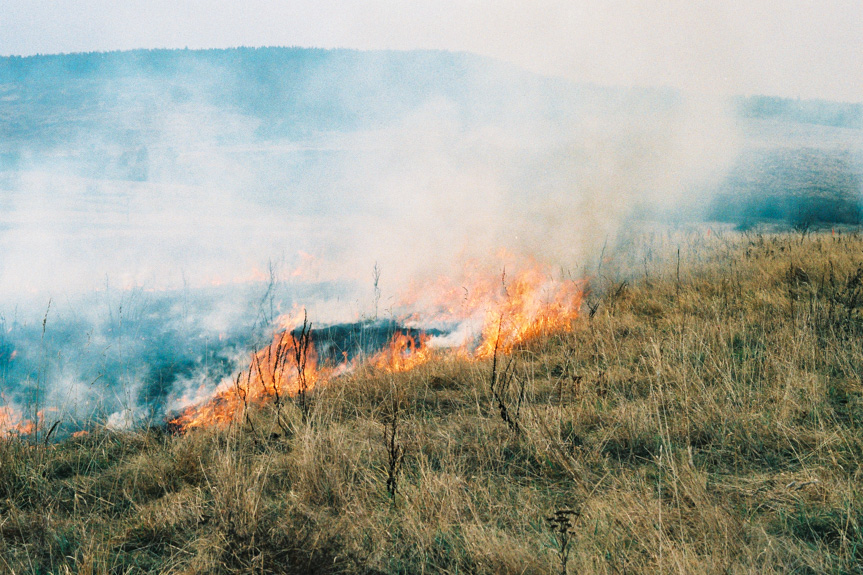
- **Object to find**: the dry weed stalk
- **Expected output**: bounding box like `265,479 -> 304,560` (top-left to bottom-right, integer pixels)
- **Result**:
489,314 -> 522,434
382,384 -> 405,499
233,368 -> 258,436
373,262 -> 382,320
291,311 -> 313,422
547,508 -> 581,575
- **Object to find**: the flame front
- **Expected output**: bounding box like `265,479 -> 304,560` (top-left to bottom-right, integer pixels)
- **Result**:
402,260 -> 584,358
369,332 -> 434,373
472,266 -> 583,358
169,260 -> 583,432
170,331 -> 326,430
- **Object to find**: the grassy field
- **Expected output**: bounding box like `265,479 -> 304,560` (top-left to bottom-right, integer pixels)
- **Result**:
707,148 -> 863,227
2,229 -> 862,574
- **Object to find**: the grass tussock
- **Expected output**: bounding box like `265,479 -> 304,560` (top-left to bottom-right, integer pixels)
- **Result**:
2,229 -> 863,574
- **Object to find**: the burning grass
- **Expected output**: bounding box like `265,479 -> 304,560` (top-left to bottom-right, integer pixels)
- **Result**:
2,229 -> 863,574
167,259 -> 584,433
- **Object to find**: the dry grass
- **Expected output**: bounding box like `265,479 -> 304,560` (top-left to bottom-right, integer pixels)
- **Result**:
1,228 -> 862,574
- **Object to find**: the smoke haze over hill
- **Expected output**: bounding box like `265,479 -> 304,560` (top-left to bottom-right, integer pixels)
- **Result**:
0,47 -> 860,431
0,48 -> 746,297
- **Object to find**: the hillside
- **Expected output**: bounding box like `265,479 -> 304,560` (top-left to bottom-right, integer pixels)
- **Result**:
0,45 -> 861,472
708,147 -> 862,226
1,48 -> 861,227
0,48 -> 586,164
1,229 -> 861,573
0,54 -> 862,574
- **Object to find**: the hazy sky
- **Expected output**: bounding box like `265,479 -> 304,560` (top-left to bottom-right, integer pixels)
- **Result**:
1,1 -> 861,102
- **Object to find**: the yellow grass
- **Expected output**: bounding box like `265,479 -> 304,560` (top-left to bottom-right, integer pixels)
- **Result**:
1,228 -> 862,574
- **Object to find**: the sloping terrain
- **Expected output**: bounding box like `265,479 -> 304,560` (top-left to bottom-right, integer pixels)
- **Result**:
2,230 -> 862,574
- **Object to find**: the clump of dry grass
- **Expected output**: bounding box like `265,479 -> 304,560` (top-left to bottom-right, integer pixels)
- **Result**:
1,228 -> 862,574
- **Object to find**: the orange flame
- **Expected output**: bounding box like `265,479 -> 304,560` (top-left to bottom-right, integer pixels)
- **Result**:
369,332 -> 433,373
0,406 -> 35,436
401,260 -> 583,358
168,260 -> 583,432
472,267 -> 583,358
169,329 -> 327,430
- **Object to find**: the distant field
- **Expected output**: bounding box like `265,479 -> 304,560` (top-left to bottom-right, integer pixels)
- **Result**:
708,147 -> 862,226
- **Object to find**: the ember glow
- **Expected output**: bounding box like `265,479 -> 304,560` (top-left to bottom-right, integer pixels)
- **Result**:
167,260 -> 583,432
0,405 -> 35,435
369,332 -> 434,374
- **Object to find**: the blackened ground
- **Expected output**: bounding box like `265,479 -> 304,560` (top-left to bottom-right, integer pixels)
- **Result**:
0,281 -> 355,433
297,320 -> 443,366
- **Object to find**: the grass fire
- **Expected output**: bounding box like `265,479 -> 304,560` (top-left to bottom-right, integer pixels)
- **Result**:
0,44 -> 861,575
168,261 -> 584,433
3,230 -> 863,573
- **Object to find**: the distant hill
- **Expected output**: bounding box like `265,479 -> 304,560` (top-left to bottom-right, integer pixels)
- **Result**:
706,96 -> 863,227
1,47 -> 861,225
707,147 -> 862,226
0,47 -> 589,146
735,95 -> 863,131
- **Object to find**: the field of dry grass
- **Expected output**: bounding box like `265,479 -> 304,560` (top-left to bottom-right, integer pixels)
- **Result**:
2,228 -> 862,574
